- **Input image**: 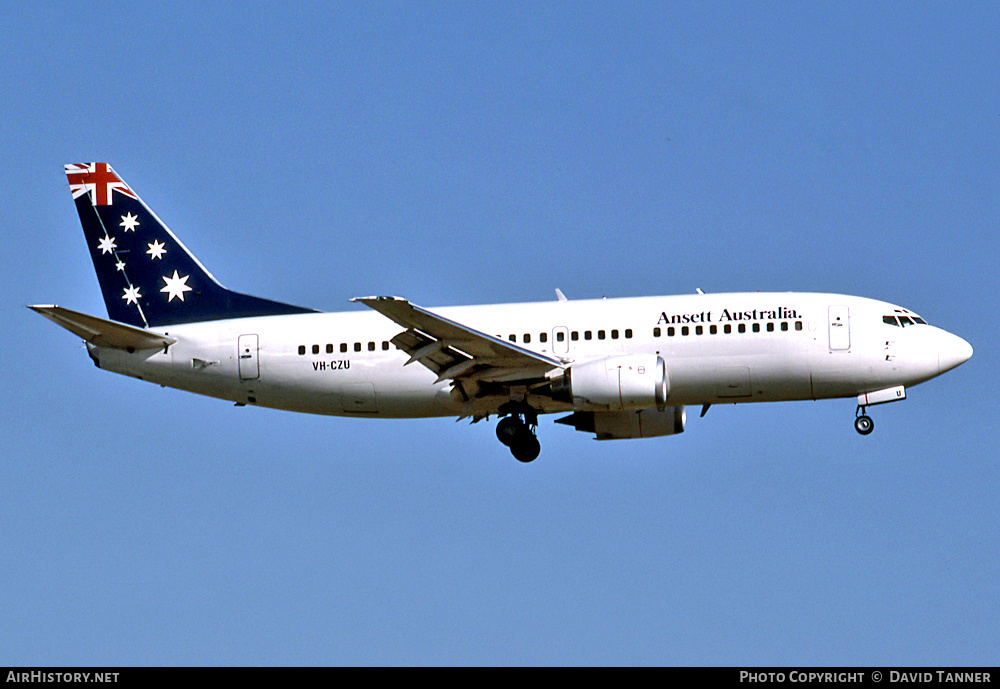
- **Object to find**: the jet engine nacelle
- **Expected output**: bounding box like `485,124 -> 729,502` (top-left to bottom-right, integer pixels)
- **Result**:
555,354 -> 669,411
556,406 -> 687,440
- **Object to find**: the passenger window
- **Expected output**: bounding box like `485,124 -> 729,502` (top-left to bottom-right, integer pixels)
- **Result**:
312,344 -> 320,354
709,325 -> 717,334
781,322 -> 789,331
611,329 -> 619,339
524,333 -> 531,343
597,330 -> 605,340
738,324 -> 746,334
509,334 -> 516,342
724,324 -> 732,334
681,326 -> 689,336
653,327 -> 661,337
625,329 -> 632,338
354,342 -> 361,352
341,343 -> 348,352
557,331 -> 565,342
368,342 -> 375,351
668,327 -> 676,337
753,323 -> 760,333
767,322 -> 775,332
540,333 -> 548,343
382,341 -> 390,350
695,325 -> 703,335
795,321 -> 803,331
326,344 -> 334,354
571,331 -> 579,341
298,345 -> 306,355
584,331 -> 592,340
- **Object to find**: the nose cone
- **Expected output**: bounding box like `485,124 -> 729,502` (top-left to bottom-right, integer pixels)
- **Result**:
938,332 -> 973,374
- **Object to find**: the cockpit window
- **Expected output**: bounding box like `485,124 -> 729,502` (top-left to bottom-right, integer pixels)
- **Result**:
884,312 -> 928,326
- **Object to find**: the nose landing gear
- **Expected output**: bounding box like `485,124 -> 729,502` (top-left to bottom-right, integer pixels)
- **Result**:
496,402 -> 541,462
854,406 -> 874,435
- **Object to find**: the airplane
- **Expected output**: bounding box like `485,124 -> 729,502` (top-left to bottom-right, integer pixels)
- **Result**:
32,163 -> 973,462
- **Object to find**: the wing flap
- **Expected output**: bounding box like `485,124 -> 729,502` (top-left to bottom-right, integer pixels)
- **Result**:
30,305 -> 176,350
391,328 -> 476,378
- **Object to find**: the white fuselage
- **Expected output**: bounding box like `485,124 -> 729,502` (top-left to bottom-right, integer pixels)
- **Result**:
88,292 -> 969,419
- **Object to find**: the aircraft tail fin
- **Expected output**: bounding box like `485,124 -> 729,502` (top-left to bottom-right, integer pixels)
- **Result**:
64,163 -> 316,327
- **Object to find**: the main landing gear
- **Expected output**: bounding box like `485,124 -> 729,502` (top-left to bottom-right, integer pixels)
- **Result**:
854,406 -> 875,436
496,402 -> 541,463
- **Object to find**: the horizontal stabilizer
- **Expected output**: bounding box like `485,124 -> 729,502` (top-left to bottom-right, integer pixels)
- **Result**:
29,305 -> 176,350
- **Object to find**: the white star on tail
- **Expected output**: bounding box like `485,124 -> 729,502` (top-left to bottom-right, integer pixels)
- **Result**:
97,234 -> 117,255
160,270 -> 192,302
146,239 -> 166,260
119,212 -> 140,232
122,285 -> 142,305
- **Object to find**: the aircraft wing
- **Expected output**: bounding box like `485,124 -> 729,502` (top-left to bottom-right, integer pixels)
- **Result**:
351,296 -> 563,384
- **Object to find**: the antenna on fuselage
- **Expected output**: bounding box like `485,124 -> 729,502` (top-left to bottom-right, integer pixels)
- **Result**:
554,288 -> 568,302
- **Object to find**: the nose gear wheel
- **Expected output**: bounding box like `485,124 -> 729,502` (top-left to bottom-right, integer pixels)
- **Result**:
854,406 -> 874,435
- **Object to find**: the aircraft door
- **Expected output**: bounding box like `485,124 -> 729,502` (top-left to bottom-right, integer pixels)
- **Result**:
238,334 -> 259,380
828,306 -> 850,351
552,327 -> 569,356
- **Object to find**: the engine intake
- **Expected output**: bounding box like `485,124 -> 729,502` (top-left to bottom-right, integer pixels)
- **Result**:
553,354 -> 669,410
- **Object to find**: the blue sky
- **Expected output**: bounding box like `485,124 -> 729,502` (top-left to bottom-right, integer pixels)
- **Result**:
2,2 -> 997,665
